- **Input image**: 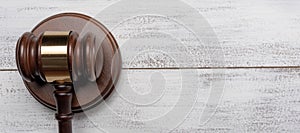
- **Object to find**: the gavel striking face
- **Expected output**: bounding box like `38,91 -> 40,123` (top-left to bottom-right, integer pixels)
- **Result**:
15,13 -> 121,133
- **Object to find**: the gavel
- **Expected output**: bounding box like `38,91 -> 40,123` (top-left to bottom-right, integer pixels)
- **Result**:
15,13 -> 121,133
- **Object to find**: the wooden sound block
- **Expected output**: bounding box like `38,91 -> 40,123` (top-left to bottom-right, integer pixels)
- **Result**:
21,13 -> 121,112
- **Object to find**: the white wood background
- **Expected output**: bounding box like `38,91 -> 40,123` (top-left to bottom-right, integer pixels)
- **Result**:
1,0 -> 300,132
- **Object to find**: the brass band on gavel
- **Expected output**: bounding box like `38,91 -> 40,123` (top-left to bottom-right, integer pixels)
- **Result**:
40,31 -> 72,83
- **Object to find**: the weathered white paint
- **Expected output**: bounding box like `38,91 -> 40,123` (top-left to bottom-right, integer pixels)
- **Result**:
0,0 -> 300,69
0,70 -> 300,132
0,0 -> 300,132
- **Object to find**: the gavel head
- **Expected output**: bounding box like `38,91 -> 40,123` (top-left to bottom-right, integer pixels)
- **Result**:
15,13 -> 121,112
16,31 -> 102,83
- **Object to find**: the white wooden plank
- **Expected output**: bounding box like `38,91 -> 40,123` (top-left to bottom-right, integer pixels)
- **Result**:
1,0 -> 300,69
0,69 -> 299,132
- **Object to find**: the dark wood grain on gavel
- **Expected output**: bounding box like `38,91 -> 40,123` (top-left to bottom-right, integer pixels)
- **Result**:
15,13 -> 122,133
54,83 -> 73,133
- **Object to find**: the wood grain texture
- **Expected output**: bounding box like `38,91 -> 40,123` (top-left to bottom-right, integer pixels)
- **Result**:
0,0 -> 300,69
0,70 -> 299,132
1,0 -> 300,133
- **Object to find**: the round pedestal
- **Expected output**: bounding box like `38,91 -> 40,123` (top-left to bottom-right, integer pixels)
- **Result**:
22,13 -> 121,112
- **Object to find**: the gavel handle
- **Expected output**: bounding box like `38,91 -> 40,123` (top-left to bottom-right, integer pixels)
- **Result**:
54,84 -> 74,133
